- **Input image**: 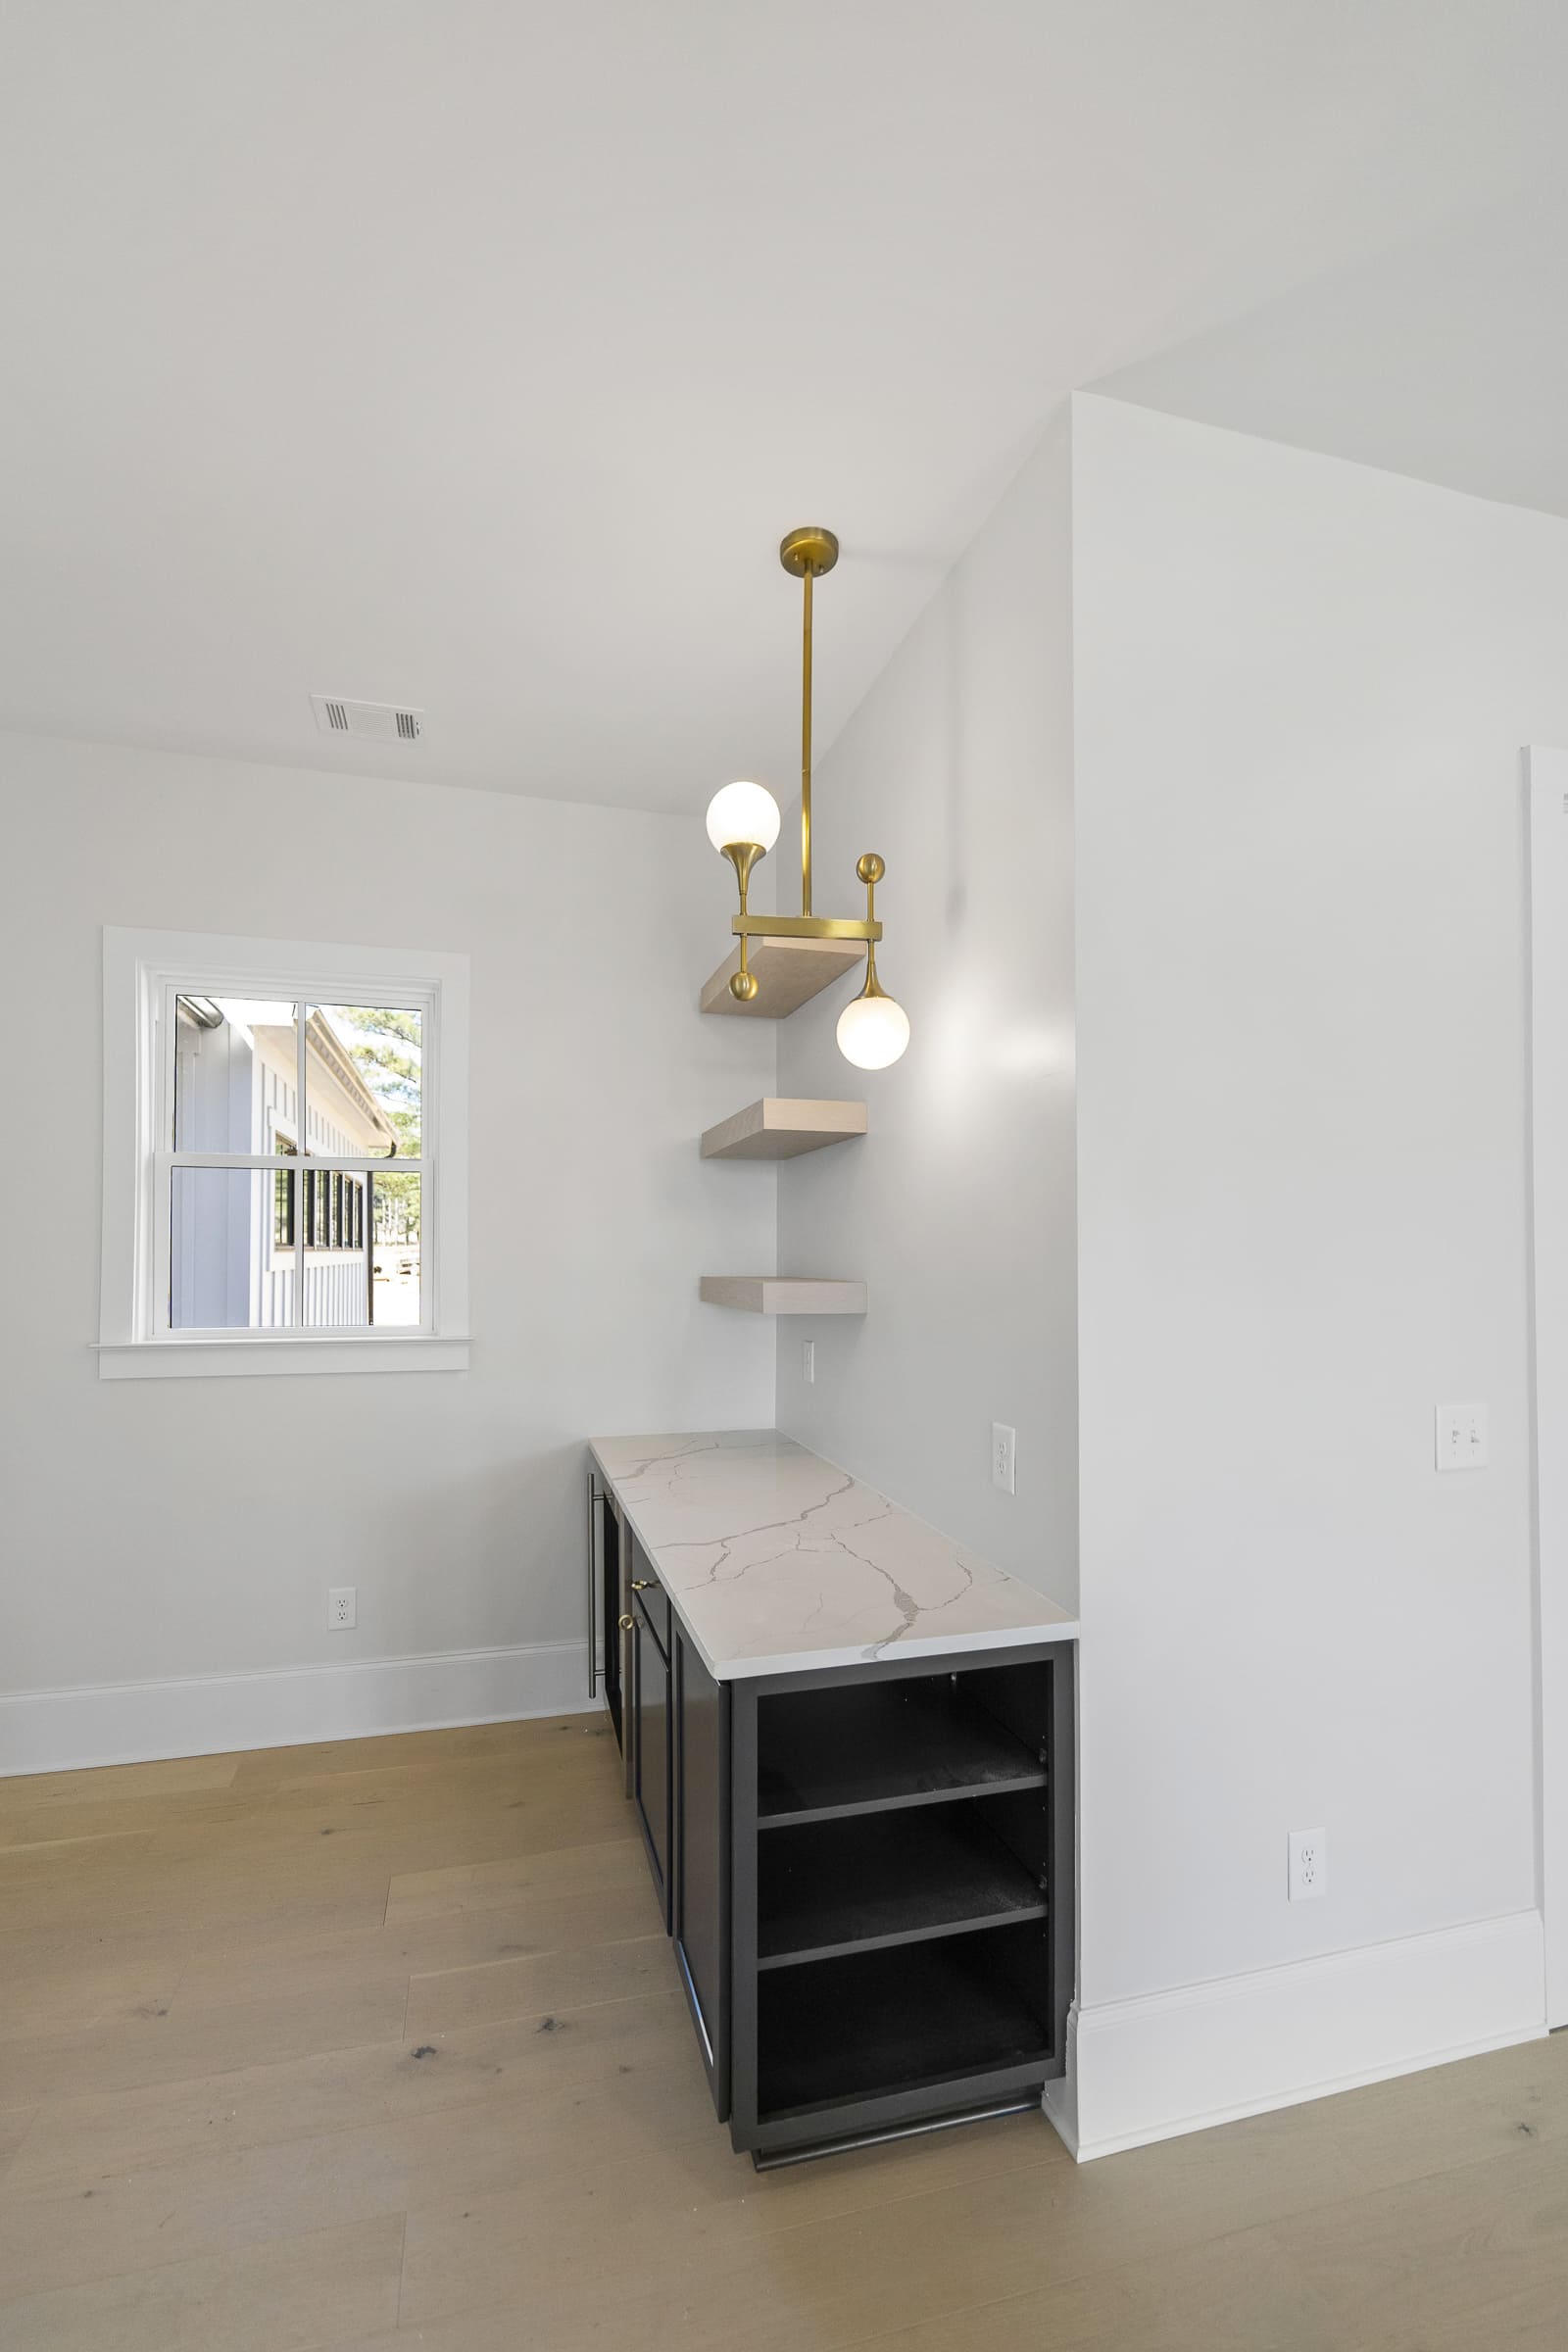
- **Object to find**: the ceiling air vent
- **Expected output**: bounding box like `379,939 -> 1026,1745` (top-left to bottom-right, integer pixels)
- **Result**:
310,694 -> 423,744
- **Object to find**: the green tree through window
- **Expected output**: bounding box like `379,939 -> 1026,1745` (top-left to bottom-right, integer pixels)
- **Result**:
332,1006 -> 422,1241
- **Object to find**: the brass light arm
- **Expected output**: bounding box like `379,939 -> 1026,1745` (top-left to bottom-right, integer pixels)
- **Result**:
731,913 -> 881,942
722,841 -> 763,1003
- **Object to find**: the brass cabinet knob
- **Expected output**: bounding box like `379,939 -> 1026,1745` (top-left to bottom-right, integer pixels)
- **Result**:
617,1613 -> 635,1633
631,1578 -> 659,1592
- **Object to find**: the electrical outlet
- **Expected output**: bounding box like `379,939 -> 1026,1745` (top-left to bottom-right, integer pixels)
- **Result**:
1289,1827 -> 1327,1901
803,1340 -> 814,1386
1436,1401 -> 1488,1472
328,1586 -> 357,1632
992,1423 -> 1016,1495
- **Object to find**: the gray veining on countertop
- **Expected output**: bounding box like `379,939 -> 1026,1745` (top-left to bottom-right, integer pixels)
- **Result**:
588,1429 -> 1076,1681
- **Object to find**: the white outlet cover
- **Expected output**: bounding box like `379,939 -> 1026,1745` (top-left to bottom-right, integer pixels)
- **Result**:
992,1422 -> 1016,1495
1289,1826 -> 1327,1901
328,1586 -> 357,1630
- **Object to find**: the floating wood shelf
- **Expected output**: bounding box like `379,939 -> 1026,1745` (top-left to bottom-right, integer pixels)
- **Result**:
701,1099 -> 868,1161
700,935 -> 863,1018
699,1277 -> 867,1316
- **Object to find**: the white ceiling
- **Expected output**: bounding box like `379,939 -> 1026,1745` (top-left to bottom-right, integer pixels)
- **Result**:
3,3 -> 1566,814
1097,180 -> 1568,521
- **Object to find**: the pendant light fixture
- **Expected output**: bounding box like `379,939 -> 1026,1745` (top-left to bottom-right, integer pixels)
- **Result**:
705,527 -> 909,1068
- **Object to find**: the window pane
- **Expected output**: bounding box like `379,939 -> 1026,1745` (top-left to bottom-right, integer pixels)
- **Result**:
298,1165 -> 373,1329
171,1167 -> 294,1329
174,999 -> 301,1153
371,1172 -> 421,1328
310,1004 -> 422,1159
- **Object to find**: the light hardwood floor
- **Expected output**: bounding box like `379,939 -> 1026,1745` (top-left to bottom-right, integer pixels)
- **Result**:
1,1712 -> 1564,2351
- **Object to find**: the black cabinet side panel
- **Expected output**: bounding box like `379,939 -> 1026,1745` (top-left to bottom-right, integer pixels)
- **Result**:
729,1680 -> 760,2147
1047,1646 -> 1076,2072
600,1494 -> 623,1751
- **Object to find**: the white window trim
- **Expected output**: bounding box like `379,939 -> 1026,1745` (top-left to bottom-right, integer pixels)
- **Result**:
99,926 -> 470,1379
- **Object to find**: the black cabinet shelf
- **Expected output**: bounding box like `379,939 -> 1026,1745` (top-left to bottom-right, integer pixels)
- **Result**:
758,1680 -> 1046,1827
758,1925 -> 1052,2120
758,1805 -> 1046,1968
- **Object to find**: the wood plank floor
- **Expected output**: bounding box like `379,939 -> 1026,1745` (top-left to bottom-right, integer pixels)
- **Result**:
1,1714 -> 1564,2351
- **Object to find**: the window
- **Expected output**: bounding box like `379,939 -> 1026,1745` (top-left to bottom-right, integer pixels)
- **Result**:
100,930 -> 469,1379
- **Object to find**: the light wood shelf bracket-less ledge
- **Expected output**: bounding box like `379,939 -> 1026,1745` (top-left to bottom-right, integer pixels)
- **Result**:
700,1276 -> 868,1316
700,935 -> 863,1018
701,1099 -> 868,1161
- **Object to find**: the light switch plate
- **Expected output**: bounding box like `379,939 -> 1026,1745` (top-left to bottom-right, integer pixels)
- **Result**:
802,1340 -> 814,1385
1436,1401 -> 1489,1472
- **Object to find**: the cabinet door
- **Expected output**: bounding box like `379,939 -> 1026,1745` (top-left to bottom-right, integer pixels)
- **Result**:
630,1599 -> 671,1928
673,1627 -> 730,2119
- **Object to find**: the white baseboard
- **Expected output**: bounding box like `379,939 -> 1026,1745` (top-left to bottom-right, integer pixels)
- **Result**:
0,1640 -> 597,1776
1042,2003 -> 1080,2156
1054,1909 -> 1546,2162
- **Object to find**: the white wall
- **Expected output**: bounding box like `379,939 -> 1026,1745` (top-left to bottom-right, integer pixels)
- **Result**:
0,732 -> 775,1768
1068,394 -> 1563,2146
773,417 -> 1078,1609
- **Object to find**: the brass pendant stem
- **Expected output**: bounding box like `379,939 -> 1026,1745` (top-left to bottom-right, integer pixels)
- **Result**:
801,566 -> 813,918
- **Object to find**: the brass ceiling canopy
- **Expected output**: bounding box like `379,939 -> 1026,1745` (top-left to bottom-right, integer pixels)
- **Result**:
778,525 -> 839,578
702,528 -> 910,1068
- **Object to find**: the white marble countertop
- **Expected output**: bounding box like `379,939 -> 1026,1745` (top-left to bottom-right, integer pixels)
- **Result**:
588,1428 -> 1077,1682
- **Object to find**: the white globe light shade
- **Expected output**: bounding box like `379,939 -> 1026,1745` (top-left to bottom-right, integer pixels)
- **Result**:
837,989 -> 910,1070
706,780 -> 780,856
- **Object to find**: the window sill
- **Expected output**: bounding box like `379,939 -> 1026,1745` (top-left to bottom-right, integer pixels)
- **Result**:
95,1336 -> 471,1381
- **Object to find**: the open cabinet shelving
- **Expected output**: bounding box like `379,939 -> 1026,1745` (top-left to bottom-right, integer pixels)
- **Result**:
728,1645 -> 1074,2162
